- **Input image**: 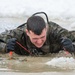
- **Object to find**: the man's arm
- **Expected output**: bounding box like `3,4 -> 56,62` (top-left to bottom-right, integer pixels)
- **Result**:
49,21 -> 75,54
49,21 -> 75,41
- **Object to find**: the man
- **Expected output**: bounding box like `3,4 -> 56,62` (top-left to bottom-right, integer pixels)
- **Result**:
1,12 -> 75,56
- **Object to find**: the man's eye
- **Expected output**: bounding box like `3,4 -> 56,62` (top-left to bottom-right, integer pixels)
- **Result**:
41,36 -> 45,38
33,38 -> 38,40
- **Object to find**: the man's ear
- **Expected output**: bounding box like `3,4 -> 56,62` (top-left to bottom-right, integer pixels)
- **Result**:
25,29 -> 30,36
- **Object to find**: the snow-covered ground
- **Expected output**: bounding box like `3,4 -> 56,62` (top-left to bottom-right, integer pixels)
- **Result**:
0,0 -> 75,33
0,0 -> 75,19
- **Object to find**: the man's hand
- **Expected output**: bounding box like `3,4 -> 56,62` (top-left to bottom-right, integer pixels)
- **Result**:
61,38 -> 74,54
6,38 -> 17,52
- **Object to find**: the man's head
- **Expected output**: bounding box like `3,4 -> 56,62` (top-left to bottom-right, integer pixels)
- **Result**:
26,16 -> 47,48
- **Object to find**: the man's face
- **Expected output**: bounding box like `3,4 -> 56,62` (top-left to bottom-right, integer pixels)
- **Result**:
26,28 -> 47,48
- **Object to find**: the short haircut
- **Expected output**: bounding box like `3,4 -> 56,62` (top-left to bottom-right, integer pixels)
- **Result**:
27,16 -> 46,35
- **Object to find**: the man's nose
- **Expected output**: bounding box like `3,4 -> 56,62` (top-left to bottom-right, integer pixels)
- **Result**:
37,39 -> 42,44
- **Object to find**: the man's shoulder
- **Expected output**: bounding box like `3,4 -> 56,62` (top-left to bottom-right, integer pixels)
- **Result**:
49,21 -> 59,26
48,21 -> 62,29
48,21 -> 67,32
0,24 -> 26,42
10,23 -> 27,38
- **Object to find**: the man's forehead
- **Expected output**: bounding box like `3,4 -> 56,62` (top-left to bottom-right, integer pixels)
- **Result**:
29,28 -> 47,37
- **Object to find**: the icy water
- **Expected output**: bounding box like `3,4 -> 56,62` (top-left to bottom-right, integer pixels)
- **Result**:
0,53 -> 75,75
0,18 -> 75,75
